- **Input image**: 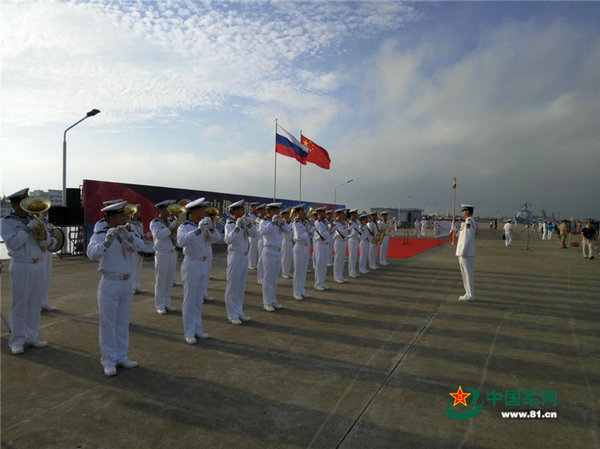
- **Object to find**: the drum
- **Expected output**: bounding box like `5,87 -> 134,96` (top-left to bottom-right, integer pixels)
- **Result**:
48,227 -> 65,253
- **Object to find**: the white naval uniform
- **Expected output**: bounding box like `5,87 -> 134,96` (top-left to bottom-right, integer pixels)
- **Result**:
247,212 -> 259,269
259,217 -> 288,307
1,213 -> 54,349
281,221 -> 293,278
256,216 -> 265,284
87,226 -> 145,369
347,219 -> 360,277
40,218 -> 53,309
378,219 -> 391,265
414,219 -> 421,238
292,219 -> 311,298
150,217 -> 177,311
421,220 -> 427,238
333,220 -> 348,282
224,218 -> 257,320
129,219 -> 145,292
503,222 -> 514,247
327,219 -> 335,267
313,219 -> 331,289
456,217 -> 476,300
359,224 -> 370,273
203,227 -> 223,299
367,220 -> 380,270
94,218 -> 109,234
177,220 -> 220,339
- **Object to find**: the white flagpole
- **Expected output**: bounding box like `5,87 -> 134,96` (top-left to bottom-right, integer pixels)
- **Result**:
274,119 -> 277,201
299,129 -> 302,202
451,176 -> 457,245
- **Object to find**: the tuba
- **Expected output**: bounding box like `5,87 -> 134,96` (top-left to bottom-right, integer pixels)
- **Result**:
20,196 -> 51,251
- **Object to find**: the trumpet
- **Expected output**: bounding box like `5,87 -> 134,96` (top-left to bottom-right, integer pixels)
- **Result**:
206,206 -> 222,225
167,202 -> 187,246
20,196 -> 51,251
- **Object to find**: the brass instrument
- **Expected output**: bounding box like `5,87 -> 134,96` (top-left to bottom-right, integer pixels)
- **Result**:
205,206 -> 222,223
124,203 -> 138,218
20,196 -> 51,251
168,203 -> 187,222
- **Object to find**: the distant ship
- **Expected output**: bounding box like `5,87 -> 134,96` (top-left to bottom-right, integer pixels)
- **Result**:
516,201 -> 533,224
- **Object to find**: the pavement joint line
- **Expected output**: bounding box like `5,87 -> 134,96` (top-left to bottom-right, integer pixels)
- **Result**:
333,267 -> 457,449
304,255 -> 454,449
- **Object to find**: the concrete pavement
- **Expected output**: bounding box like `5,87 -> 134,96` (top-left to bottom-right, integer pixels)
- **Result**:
1,229 -> 598,449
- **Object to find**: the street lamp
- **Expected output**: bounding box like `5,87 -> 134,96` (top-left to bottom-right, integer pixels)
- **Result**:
62,109 -> 100,206
334,179 -> 353,205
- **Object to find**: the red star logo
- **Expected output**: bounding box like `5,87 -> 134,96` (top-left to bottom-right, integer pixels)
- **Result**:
450,386 -> 471,407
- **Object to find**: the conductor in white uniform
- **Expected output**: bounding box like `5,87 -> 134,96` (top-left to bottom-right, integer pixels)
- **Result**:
456,204 -> 476,302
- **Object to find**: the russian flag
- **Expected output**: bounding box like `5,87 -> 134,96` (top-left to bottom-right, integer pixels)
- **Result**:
276,124 -> 308,165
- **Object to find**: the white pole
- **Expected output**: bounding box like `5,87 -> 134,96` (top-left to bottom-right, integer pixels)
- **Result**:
274,119 -> 277,201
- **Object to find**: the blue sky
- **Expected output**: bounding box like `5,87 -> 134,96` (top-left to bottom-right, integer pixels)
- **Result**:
1,1 -> 599,218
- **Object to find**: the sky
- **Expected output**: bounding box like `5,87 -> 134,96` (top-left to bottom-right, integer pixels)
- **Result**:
1,0 -> 599,219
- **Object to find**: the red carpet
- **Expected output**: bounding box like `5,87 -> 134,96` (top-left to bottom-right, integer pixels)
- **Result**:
382,237 -> 449,258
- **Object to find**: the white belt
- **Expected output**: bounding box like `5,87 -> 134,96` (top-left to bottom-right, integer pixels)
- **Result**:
315,241 -> 329,246
156,249 -> 176,254
228,249 -> 248,255
11,257 -> 40,264
184,255 -> 207,261
102,272 -> 131,281
294,241 -> 308,246
265,245 -> 281,252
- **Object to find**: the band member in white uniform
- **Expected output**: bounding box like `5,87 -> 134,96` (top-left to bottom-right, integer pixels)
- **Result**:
259,203 -> 288,311
87,201 -> 145,376
256,204 -> 267,285
1,188 -> 54,354
203,207 -> 223,303
40,211 -> 58,312
93,199 -> 124,234
333,209 -> 349,283
292,204 -> 311,300
177,198 -> 220,344
150,200 -> 178,314
129,205 -> 146,294
378,211 -> 391,266
367,212 -> 380,270
223,200 -> 256,324
280,208 -> 293,279
313,207 -> 331,291
347,209 -> 360,278
358,214 -> 371,274
456,204 -> 476,301
421,218 -> 427,238
247,202 -> 259,270
326,210 -> 335,267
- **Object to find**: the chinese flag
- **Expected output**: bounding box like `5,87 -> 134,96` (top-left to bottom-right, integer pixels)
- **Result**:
301,134 -> 331,170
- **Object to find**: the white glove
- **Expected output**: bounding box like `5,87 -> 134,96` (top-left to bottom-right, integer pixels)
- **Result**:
169,220 -> 178,230
105,229 -> 118,244
198,217 -> 211,231
236,218 -> 244,228
27,220 -> 40,231
272,215 -> 281,226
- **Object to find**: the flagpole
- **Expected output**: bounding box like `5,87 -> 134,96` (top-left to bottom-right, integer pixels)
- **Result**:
274,118 -> 277,201
451,176 -> 457,245
299,129 -> 302,202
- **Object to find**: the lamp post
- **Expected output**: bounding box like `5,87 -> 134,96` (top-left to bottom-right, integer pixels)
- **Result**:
334,179 -> 353,206
62,109 -> 100,206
